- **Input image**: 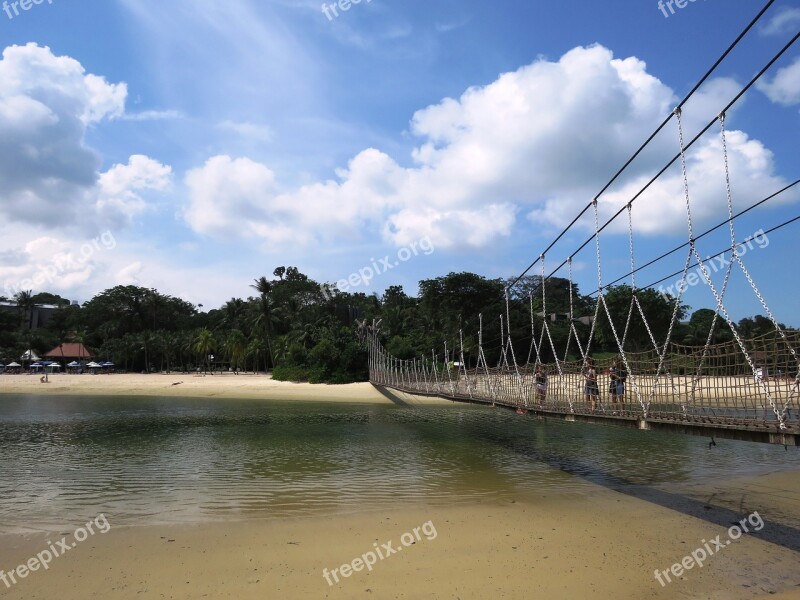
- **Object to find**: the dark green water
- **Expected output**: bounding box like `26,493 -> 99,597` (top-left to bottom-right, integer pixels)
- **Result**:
0,394 -> 797,532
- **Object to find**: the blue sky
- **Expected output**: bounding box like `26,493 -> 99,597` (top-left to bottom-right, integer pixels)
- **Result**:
0,0 -> 798,325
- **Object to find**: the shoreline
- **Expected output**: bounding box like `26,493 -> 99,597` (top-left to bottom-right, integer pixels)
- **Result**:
1,374 -> 798,598
1,479 -> 798,599
0,372 -> 445,404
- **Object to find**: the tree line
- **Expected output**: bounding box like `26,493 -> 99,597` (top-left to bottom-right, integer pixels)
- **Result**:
0,269 -> 790,383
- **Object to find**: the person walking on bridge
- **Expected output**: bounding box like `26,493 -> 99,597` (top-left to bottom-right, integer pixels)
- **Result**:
534,363 -> 548,407
609,357 -> 626,415
584,357 -> 599,413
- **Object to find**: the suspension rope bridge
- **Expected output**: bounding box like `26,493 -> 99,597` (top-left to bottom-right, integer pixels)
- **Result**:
359,1 -> 800,446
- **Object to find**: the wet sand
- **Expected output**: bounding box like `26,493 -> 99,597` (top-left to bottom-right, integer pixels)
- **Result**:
0,375 -> 798,598
0,372 -> 443,404
0,472 -> 798,599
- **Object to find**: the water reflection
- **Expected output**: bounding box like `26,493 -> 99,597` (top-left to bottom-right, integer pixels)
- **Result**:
0,394 -> 796,531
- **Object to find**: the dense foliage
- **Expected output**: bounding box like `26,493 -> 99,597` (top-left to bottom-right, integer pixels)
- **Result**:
0,269 -> 790,384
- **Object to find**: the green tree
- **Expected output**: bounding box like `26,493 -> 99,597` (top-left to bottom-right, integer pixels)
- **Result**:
79,286 -> 196,351
737,315 -> 783,339
220,298 -> 247,331
680,308 -> 733,346
193,329 -> 215,374
594,285 -> 687,352
417,272 -> 505,349
14,290 -> 35,330
138,331 -> 156,373
250,277 -> 276,370
244,336 -> 267,373
225,329 -> 246,373
30,292 -> 70,307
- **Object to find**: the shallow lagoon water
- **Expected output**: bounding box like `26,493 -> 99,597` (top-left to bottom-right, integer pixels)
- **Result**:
0,394 -> 796,532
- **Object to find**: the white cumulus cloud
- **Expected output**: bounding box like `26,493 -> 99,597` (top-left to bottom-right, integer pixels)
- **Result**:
0,44 -> 171,233
180,45 -> 795,250
757,57 -> 800,107
96,155 -> 173,227
759,7 -> 800,37
183,155 -> 277,239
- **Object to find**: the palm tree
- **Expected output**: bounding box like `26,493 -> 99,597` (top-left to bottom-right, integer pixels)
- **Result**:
278,296 -> 302,332
139,331 -> 154,373
244,336 -> 265,374
162,332 -> 178,373
221,298 -> 247,331
193,329 -> 215,374
14,290 -> 35,330
150,331 -> 167,372
287,317 -> 327,349
70,328 -> 90,363
250,277 -> 276,370
272,335 -> 290,366
117,334 -> 137,371
178,331 -> 194,373
224,329 -> 246,374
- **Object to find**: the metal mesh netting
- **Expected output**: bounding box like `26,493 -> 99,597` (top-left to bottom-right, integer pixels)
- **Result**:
368,330 -> 799,432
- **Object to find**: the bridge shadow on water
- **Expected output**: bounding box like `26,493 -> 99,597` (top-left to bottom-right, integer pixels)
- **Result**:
372,384 -> 413,407
382,387 -> 800,553
487,418 -> 800,553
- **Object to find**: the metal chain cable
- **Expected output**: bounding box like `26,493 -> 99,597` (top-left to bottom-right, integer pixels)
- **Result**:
541,256 -> 572,412
719,113 -> 797,421
678,110 -> 785,428
721,115 -> 798,375
592,200 -> 646,415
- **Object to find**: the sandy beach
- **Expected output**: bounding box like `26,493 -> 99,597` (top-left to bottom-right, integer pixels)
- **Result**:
0,474 -> 798,599
1,374 -> 798,599
0,372 -> 437,404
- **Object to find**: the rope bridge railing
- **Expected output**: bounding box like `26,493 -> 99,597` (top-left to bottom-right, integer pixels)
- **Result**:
360,321 -> 800,435
356,3 -> 800,444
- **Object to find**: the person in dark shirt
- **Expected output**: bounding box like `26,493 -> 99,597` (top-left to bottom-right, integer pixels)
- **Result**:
534,363 -> 548,406
584,357 -> 598,413
609,357 -> 627,414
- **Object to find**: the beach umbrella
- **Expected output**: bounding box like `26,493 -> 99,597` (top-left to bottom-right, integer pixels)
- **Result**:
30,363 -> 43,369
67,361 -> 80,367
101,361 -> 115,367
87,362 -> 102,368
7,362 -> 21,368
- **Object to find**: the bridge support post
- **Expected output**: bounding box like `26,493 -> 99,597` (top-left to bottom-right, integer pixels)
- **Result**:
770,432 -> 797,446
638,420 -> 651,431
